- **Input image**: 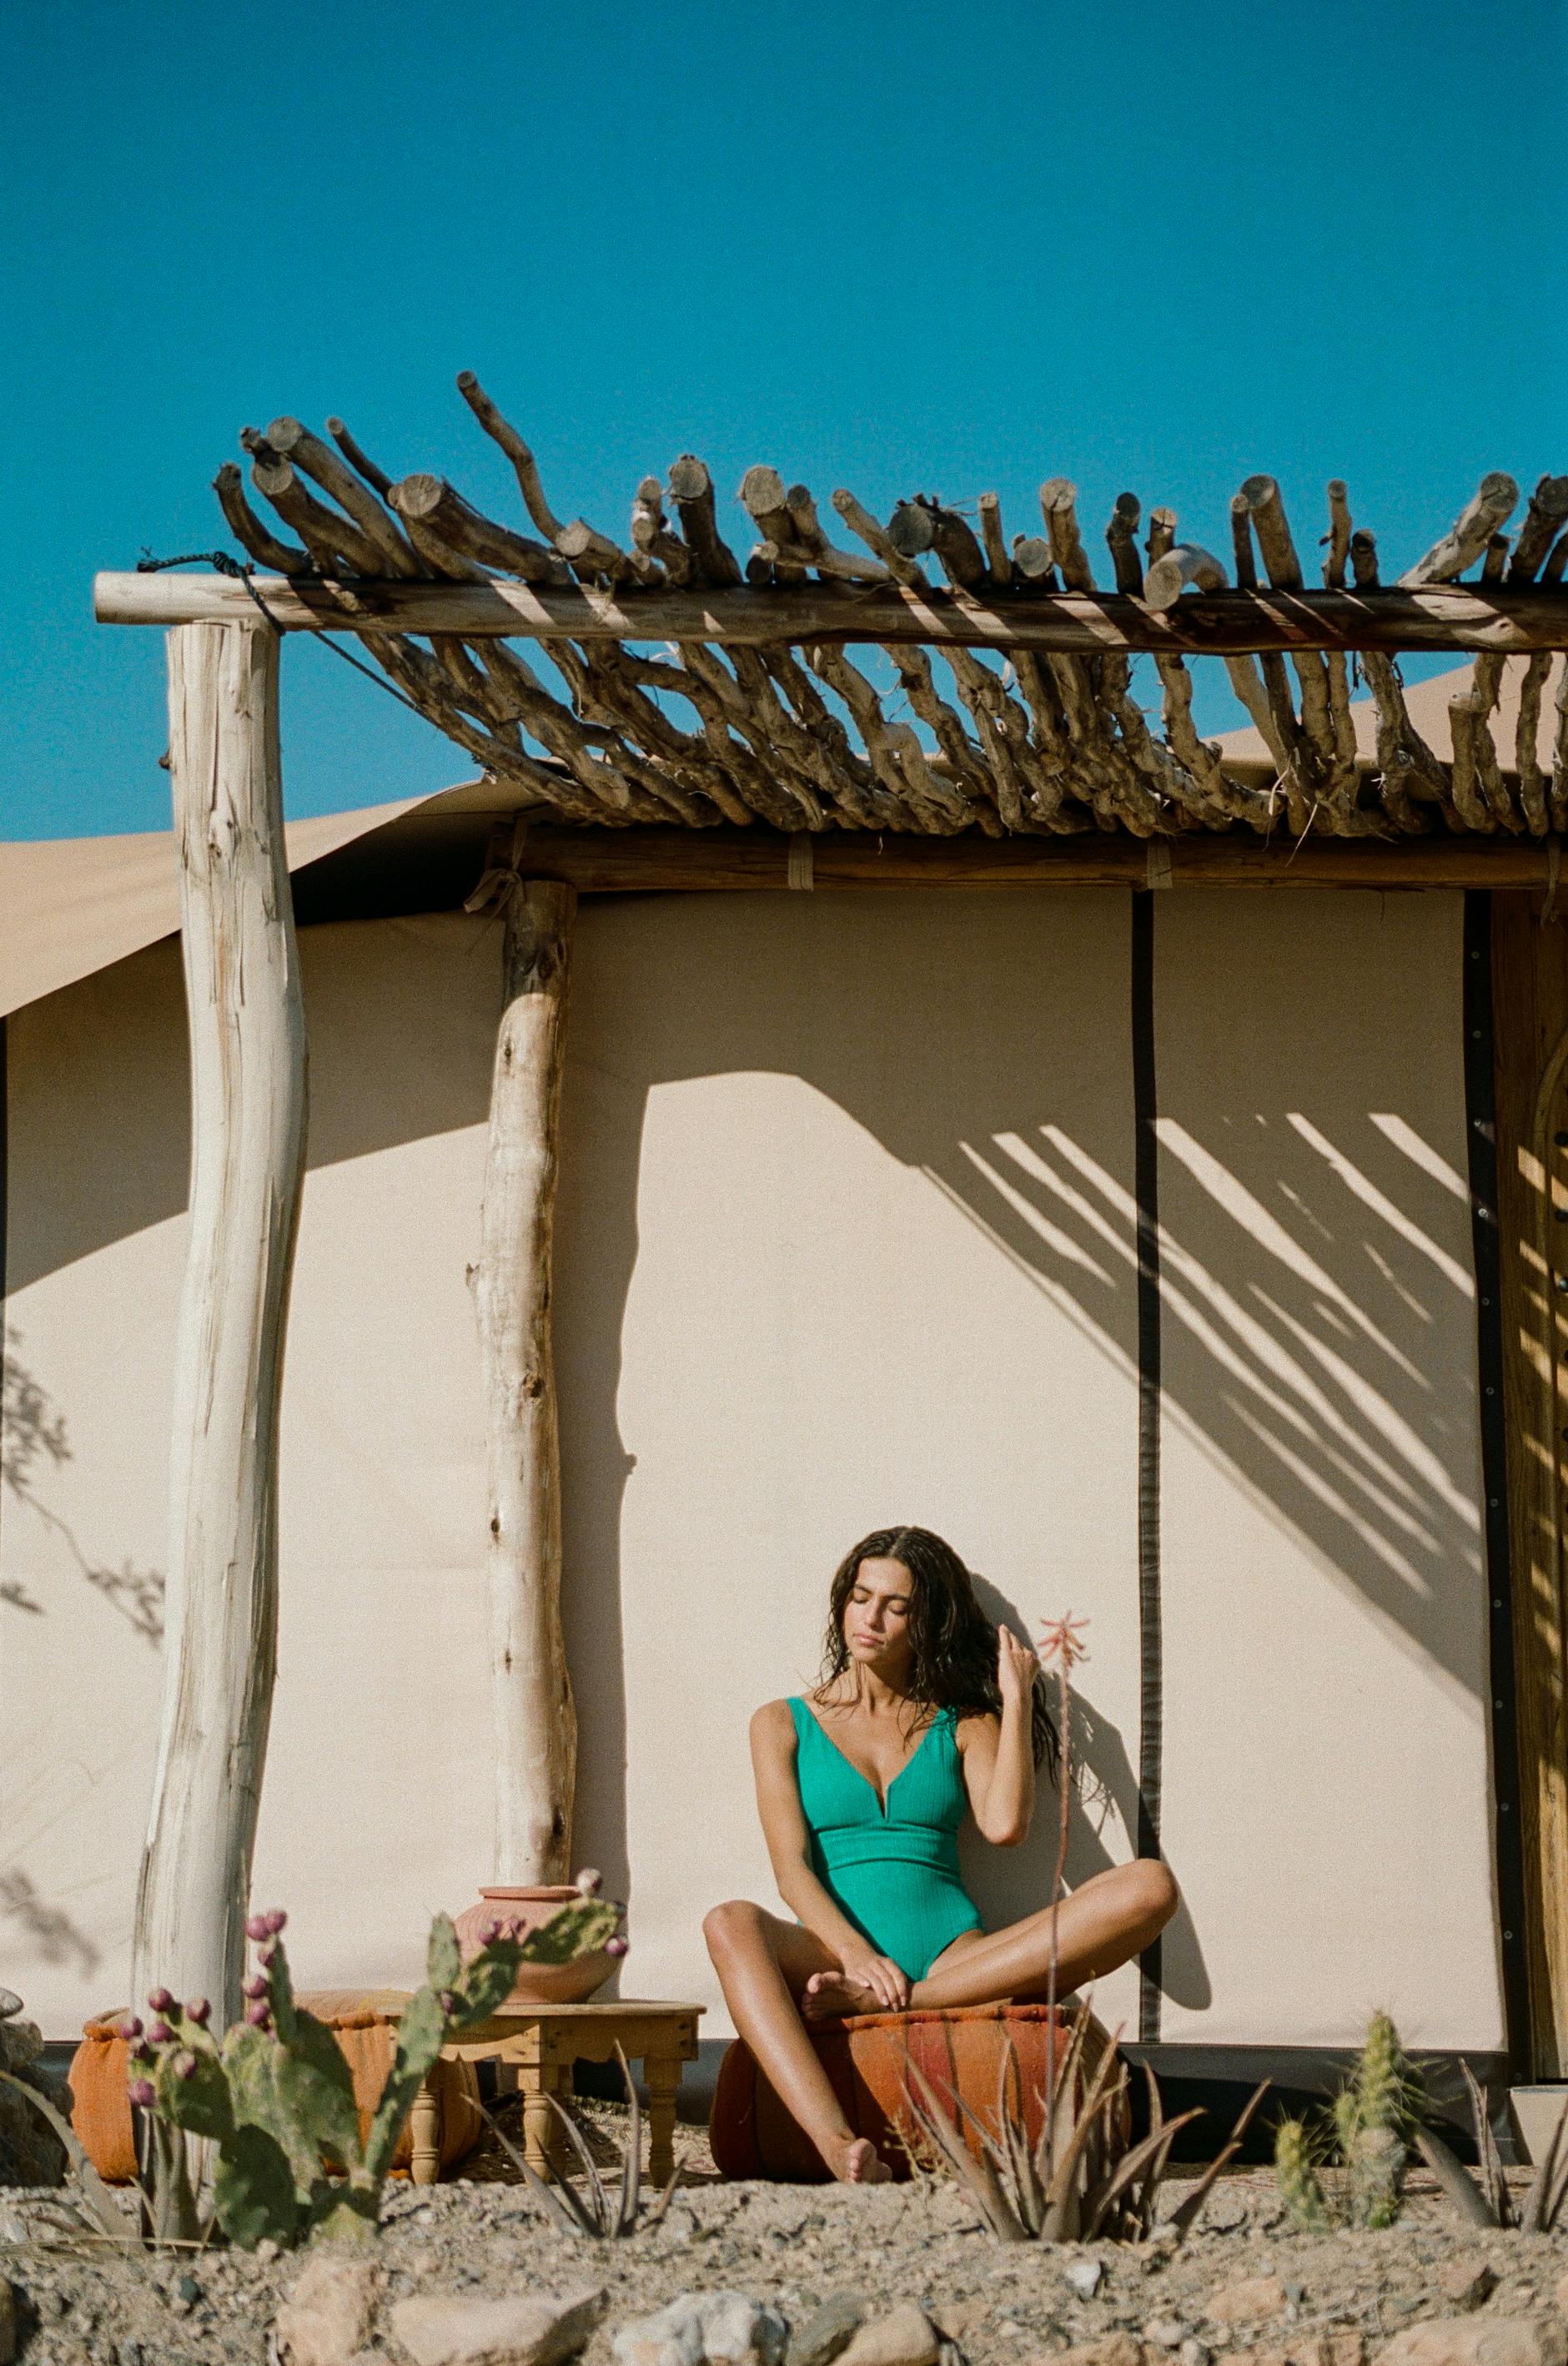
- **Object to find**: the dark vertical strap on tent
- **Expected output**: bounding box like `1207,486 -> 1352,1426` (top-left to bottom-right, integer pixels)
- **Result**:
1464,889 -> 1530,2073
1131,891 -> 1163,2042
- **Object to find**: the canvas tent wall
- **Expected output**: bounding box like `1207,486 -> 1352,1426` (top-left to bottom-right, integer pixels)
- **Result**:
1,787 -> 1509,2086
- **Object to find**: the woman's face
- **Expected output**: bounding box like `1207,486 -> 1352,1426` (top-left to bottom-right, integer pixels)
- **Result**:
842,1557 -> 915,1674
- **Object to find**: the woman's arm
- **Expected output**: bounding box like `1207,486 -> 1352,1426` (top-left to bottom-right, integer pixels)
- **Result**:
957,1629 -> 1039,1845
750,1701 -> 910,2009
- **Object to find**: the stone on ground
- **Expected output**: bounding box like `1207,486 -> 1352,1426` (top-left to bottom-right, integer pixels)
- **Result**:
792,2296 -> 867,2366
612,2293 -> 788,2366
1206,2278 -> 1289,2328
393,2283 -> 605,2366
275,2251 -> 379,2366
1375,2323 -> 1567,2366
1438,2263 -> 1500,2313
836,2303 -> 941,2366
1041,2338 -> 1144,2366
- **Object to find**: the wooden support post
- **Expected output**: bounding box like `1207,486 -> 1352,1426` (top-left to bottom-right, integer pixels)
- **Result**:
130,622 -> 307,2035
1492,891 -> 1568,2076
471,879 -> 578,1883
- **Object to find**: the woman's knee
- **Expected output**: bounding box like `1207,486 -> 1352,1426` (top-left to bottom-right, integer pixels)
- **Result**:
1123,1856 -> 1179,1936
703,1898 -> 766,1962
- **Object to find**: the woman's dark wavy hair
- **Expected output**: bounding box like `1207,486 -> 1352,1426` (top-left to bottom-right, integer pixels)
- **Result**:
816,1525 -> 1058,1776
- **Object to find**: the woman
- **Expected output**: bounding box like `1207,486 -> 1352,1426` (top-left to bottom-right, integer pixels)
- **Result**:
704,1526 -> 1178,2184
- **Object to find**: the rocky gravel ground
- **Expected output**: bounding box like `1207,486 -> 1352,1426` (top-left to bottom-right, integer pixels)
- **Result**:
2,2099 -> 1566,2366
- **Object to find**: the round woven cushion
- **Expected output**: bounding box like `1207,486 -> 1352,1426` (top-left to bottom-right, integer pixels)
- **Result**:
69,1990 -> 482,2184
710,2001 -> 1099,2182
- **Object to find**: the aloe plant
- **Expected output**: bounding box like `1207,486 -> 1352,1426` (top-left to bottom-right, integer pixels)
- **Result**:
479,2042 -> 681,2238
1415,2061 -> 1568,2234
119,1885 -> 621,2248
902,1998 -> 1268,2244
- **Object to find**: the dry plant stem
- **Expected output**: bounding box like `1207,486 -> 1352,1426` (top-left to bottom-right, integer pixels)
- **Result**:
1511,476 -> 1568,581
325,416 -> 395,499
1401,473 -> 1520,586
1105,496 -> 1143,594
1044,1654 -> 1072,2142
389,476 -> 565,582
456,371 -> 566,541
668,456 -> 742,587
213,466 -> 312,577
978,494 -> 1013,591
264,418 -> 421,576
1517,654 -> 1551,833
247,456 -> 388,579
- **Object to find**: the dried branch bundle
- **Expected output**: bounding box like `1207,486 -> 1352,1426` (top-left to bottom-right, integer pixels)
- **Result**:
210,391 -> 1568,841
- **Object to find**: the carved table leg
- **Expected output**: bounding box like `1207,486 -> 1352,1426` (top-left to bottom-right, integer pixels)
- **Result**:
410,2077 -> 441,2187
521,2062 -> 564,2179
645,2053 -> 681,2187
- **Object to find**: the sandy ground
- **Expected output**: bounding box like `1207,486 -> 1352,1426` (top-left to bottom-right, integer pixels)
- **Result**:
3,2097 -> 1566,2366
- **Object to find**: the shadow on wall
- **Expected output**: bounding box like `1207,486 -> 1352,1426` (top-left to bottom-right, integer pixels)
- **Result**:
554,889 -> 1481,2014
973,1578 -> 1213,2015
12,893 -> 1480,2021
1,1336 -> 164,1644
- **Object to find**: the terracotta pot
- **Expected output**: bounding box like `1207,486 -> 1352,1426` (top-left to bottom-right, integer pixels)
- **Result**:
710,2001 -> 1116,2182
69,1992 -> 482,2185
453,1885 -> 618,2005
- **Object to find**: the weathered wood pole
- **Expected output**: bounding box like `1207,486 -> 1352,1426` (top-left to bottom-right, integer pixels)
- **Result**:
131,621 -> 307,2032
471,879 -> 578,1882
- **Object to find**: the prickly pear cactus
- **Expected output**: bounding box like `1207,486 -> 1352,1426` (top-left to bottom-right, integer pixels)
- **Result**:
130,1880 -> 623,2248
1274,2115 -> 1329,2231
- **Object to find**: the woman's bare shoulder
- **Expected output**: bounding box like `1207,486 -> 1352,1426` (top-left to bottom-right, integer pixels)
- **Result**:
953,1707 -> 1001,1749
750,1696 -> 798,1744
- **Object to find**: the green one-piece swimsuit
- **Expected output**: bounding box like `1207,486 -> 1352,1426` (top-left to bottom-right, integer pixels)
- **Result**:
788,1695 -> 984,1983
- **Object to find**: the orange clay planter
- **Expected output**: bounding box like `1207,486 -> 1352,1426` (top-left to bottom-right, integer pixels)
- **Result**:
69,1991 -> 482,2184
710,2001 -> 1114,2182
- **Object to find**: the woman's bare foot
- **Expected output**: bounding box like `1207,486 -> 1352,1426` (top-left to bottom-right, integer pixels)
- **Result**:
828,2134 -> 891,2183
802,1970 -> 881,2022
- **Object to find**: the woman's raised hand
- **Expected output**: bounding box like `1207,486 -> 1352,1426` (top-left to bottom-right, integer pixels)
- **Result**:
996,1624 -> 1039,1707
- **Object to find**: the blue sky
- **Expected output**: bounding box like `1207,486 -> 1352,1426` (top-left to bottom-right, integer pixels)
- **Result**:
7,0 -> 1566,841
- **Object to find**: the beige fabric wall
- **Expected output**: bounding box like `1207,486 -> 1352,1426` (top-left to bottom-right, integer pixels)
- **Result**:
1153,893 -> 1500,2048
3,887 -> 1503,2056
3,914 -> 498,2036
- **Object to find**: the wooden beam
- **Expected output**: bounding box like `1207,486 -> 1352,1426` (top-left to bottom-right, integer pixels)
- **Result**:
1491,892 -> 1568,2077
132,622 -> 306,2054
94,569 -> 1568,657
507,826 -> 1565,894
470,878 -> 578,1883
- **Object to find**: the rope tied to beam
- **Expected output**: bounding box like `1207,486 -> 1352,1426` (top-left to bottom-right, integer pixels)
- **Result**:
135,546 -> 430,721
465,818 -> 534,919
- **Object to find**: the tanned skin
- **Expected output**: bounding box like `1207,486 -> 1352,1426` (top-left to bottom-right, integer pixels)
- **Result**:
704,1558 -> 1179,2184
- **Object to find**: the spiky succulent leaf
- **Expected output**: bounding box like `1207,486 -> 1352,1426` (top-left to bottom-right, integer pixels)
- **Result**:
1275,2115 -> 1331,2230
517,1899 -> 621,1964
274,2016 -> 363,2172
449,1941 -> 523,2029
152,2048 -> 236,2145
1349,2125 -> 1405,2229
362,1986 -> 446,2184
222,2023 -> 319,2197
265,1936 -> 299,2044
212,2122 -> 302,2251
426,1913 -> 462,1992
1354,2011 -> 1415,2136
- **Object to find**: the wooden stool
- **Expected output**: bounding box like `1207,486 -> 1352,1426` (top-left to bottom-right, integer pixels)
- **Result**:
413,1997 -> 704,2187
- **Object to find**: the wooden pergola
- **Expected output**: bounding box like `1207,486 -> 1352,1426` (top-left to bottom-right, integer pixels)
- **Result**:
93,388 -> 1568,2083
